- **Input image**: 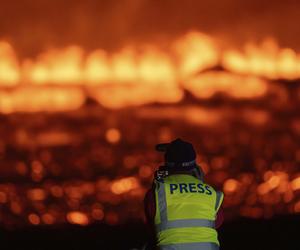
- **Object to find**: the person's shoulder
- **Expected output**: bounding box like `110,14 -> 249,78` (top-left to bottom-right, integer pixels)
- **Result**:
203,182 -> 223,195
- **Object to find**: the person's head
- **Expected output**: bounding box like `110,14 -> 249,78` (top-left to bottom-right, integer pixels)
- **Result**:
156,138 -> 204,180
163,138 -> 196,167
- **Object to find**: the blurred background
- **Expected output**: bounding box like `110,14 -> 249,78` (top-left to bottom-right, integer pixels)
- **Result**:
0,0 -> 299,249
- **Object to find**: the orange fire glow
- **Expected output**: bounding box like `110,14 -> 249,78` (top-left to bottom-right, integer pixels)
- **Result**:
223,179 -> 239,194
27,188 -> 47,201
184,71 -> 268,99
106,128 -> 122,144
256,171 -> 290,195
291,177 -> 300,191
0,41 -> 20,85
28,213 -> 41,225
111,177 -> 140,195
66,211 -> 89,226
0,29 -> 299,227
0,31 -> 299,113
223,38 -> 300,80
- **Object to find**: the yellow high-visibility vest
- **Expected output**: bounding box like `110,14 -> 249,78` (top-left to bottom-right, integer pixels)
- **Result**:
154,174 -> 224,250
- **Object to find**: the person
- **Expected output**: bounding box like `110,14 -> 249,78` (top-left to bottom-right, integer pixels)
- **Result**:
144,138 -> 224,250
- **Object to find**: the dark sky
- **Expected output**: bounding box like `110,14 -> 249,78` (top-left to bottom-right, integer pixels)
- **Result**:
1,0 -> 300,56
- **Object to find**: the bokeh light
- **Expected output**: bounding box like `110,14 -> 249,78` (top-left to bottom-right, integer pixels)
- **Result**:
66,211 -> 89,226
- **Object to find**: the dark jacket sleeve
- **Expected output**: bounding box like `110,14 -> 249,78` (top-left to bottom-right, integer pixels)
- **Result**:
144,184 -> 157,249
144,187 -> 156,225
215,207 -> 224,228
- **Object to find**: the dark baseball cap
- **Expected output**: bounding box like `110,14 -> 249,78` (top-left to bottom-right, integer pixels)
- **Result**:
164,138 -> 196,167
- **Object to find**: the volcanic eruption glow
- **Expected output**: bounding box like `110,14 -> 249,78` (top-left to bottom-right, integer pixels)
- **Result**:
1,31 -> 300,113
0,24 -> 299,228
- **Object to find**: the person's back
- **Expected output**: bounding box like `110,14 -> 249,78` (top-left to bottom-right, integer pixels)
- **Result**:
144,138 -> 224,250
154,174 -> 223,249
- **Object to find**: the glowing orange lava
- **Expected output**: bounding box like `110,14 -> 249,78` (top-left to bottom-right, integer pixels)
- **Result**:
66,211 -> 89,226
1,31 -> 298,113
111,177 -> 140,195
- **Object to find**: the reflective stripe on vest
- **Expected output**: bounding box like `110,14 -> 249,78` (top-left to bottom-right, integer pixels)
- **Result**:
160,242 -> 219,250
215,191 -> 223,211
157,218 -> 215,232
157,180 -> 168,223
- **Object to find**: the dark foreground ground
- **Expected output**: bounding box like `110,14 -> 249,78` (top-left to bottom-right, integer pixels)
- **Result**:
0,214 -> 299,250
